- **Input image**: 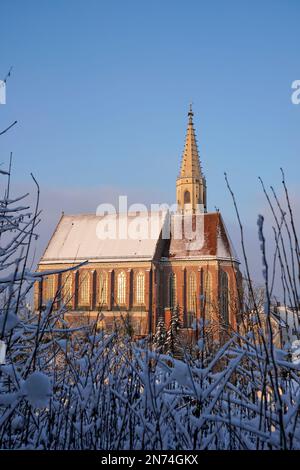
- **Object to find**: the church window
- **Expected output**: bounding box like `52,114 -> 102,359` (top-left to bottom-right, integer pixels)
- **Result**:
99,271 -> 108,305
184,190 -> 191,204
117,271 -> 126,305
136,272 -> 145,304
187,271 -> 197,326
62,273 -> 73,306
80,271 -> 90,306
203,269 -> 212,320
220,270 -> 229,324
44,275 -> 55,302
169,273 -> 177,309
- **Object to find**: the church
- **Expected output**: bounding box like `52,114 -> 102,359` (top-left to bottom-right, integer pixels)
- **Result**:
34,107 -> 242,339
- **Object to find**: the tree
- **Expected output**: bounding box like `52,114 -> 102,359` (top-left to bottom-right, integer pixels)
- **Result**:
153,316 -> 167,352
166,306 -> 181,356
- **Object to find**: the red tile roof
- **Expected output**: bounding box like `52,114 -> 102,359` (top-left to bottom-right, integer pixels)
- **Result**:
168,212 -> 238,260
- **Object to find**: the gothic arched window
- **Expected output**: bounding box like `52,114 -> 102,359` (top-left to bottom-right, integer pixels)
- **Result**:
169,273 -> 177,309
99,271 -> 108,305
187,272 -> 197,312
187,272 -> 197,327
80,271 -> 90,306
220,270 -> 229,324
44,275 -> 55,302
203,269 -> 212,320
62,273 -> 73,306
156,270 -> 160,306
136,272 -> 145,305
184,190 -> 191,204
117,271 -> 126,305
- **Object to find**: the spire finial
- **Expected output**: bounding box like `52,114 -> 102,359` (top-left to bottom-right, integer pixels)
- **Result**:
188,102 -> 193,118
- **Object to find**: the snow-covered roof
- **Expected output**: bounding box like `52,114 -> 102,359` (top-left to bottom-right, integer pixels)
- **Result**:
40,211 -> 168,264
168,212 -> 239,262
40,211 -> 239,266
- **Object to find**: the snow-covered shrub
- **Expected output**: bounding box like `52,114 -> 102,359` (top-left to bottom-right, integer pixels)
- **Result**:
0,152 -> 299,449
1,314 -> 300,449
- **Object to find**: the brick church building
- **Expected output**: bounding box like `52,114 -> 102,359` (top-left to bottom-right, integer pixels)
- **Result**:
35,107 -> 242,338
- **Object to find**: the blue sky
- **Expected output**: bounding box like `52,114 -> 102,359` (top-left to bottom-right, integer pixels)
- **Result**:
0,0 -> 299,282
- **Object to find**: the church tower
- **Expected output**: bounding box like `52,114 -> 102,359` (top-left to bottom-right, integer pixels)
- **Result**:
176,106 -> 207,213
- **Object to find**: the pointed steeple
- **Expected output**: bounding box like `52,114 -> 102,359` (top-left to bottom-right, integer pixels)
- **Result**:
179,104 -> 202,179
176,106 -> 207,213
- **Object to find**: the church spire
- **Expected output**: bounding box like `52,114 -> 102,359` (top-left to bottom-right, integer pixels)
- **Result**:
176,106 -> 207,213
179,104 -> 202,179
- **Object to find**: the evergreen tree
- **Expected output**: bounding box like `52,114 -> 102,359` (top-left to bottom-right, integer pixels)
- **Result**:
153,316 -> 167,352
166,306 -> 181,356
